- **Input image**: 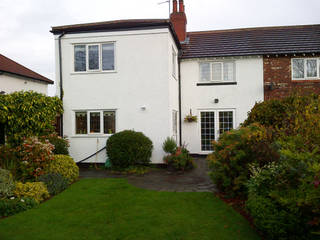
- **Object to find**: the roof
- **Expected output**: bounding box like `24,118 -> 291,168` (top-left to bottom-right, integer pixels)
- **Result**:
181,24 -> 320,59
0,54 -> 53,84
51,19 -> 181,49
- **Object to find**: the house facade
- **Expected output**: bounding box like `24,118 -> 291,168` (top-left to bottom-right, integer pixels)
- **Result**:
51,0 -> 320,163
0,54 -> 53,95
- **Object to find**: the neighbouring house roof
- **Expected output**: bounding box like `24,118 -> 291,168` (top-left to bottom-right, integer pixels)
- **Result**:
51,19 -> 181,49
181,24 -> 320,59
0,54 -> 53,84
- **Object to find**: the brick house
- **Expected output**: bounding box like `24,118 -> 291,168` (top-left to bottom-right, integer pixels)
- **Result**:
51,0 -> 320,162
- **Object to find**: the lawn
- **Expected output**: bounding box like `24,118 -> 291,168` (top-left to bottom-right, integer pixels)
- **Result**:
0,178 -> 260,240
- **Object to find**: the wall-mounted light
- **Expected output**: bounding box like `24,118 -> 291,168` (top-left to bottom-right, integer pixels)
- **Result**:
0,91 -> 5,95
214,98 -> 219,104
141,106 -> 146,111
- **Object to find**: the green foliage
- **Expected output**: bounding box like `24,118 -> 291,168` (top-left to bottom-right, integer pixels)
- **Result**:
0,91 -> 63,145
0,168 -> 15,198
162,137 -> 177,154
246,143 -> 320,240
14,182 -> 50,203
165,146 -> 194,171
0,197 -> 38,217
46,155 -> 79,184
207,123 -> 278,198
38,173 -> 69,195
40,133 -> 69,155
16,137 -> 54,181
0,145 -> 18,177
106,130 -> 153,168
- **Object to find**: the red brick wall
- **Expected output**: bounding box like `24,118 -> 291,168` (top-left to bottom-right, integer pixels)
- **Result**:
264,55 -> 320,100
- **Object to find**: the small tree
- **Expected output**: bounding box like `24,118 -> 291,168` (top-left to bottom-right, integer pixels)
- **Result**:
0,91 -> 63,145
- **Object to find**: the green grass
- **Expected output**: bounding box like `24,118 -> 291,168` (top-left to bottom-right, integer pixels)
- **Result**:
0,179 -> 260,240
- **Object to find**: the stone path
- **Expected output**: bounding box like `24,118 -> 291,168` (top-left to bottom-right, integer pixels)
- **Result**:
79,158 -> 217,192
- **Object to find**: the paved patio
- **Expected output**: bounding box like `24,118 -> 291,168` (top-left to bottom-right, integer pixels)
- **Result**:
79,158 -> 217,192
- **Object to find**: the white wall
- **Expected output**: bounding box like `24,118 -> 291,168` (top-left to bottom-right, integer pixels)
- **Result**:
0,73 -> 48,95
181,56 -> 264,154
55,28 -> 176,163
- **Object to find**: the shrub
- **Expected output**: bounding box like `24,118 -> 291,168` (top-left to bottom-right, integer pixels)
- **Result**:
106,130 -> 153,168
165,146 -> 194,171
162,137 -> 177,154
207,123 -> 278,198
40,133 -> 69,155
16,137 -> 54,181
46,155 -> 79,184
38,173 -> 69,195
246,145 -> 320,240
0,145 -> 18,176
14,182 -> 50,203
0,91 -> 63,146
0,197 -> 38,217
0,168 -> 15,198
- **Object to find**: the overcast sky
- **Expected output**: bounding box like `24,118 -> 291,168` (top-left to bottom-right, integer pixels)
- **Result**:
1,0 -> 319,96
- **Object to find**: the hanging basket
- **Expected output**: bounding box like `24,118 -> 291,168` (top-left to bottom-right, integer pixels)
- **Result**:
184,109 -> 197,123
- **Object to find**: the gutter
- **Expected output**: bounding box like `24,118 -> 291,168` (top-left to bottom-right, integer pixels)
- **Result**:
178,50 -> 182,146
58,32 -> 65,136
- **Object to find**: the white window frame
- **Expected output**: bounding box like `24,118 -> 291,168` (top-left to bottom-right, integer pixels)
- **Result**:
198,109 -> 236,153
73,42 -> 116,73
74,110 -> 117,136
291,58 -> 320,80
199,61 -> 236,83
172,47 -> 178,79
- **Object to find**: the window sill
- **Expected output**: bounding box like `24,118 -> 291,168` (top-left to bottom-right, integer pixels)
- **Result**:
197,82 -> 237,86
292,79 -> 320,83
71,70 -> 117,75
71,134 -> 113,138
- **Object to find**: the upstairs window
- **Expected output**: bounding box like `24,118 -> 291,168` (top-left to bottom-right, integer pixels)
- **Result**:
172,47 -> 177,79
292,58 -> 320,80
74,43 -> 115,72
199,61 -> 235,82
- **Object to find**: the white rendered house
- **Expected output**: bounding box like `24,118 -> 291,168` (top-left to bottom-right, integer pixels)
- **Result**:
0,54 -> 53,95
51,0 -> 320,163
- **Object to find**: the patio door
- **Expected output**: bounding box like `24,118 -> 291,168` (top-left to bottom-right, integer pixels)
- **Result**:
200,110 -> 235,151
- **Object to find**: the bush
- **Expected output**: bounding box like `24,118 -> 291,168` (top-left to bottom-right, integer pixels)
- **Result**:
207,123 -> 278,198
40,133 -> 69,155
162,137 -> 177,154
165,147 -> 194,171
0,145 -> 18,176
0,91 -> 63,146
14,182 -> 50,203
0,168 -> 15,198
38,173 -> 69,195
0,197 -> 38,217
46,155 -> 79,184
246,145 -> 320,240
106,130 -> 153,168
16,137 -> 54,181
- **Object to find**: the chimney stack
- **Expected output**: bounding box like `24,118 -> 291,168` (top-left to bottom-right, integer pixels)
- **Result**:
170,0 -> 187,42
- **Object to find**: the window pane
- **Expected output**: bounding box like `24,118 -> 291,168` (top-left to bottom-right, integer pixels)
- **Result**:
103,111 -> 115,134
219,111 -> 233,136
172,110 -> 177,137
306,59 -> 317,78
212,63 -> 222,81
75,112 -> 87,134
90,112 -> 100,133
292,59 -> 304,79
172,49 -> 177,77
88,45 -> 99,70
74,45 -> 86,72
200,63 -> 211,81
223,62 -> 234,82
102,43 -> 114,71
200,112 -> 215,151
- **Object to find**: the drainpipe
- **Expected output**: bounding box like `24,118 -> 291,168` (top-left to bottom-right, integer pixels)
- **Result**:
178,51 -> 182,147
58,32 -> 65,137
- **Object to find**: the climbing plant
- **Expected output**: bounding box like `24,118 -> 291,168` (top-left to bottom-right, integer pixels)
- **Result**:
0,91 -> 63,145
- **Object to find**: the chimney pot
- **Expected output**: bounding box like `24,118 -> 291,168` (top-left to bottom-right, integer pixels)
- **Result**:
179,0 -> 184,13
172,0 -> 177,13
170,0 -> 187,42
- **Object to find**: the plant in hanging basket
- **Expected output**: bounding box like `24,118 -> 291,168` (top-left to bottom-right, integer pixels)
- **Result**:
184,109 -> 198,123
